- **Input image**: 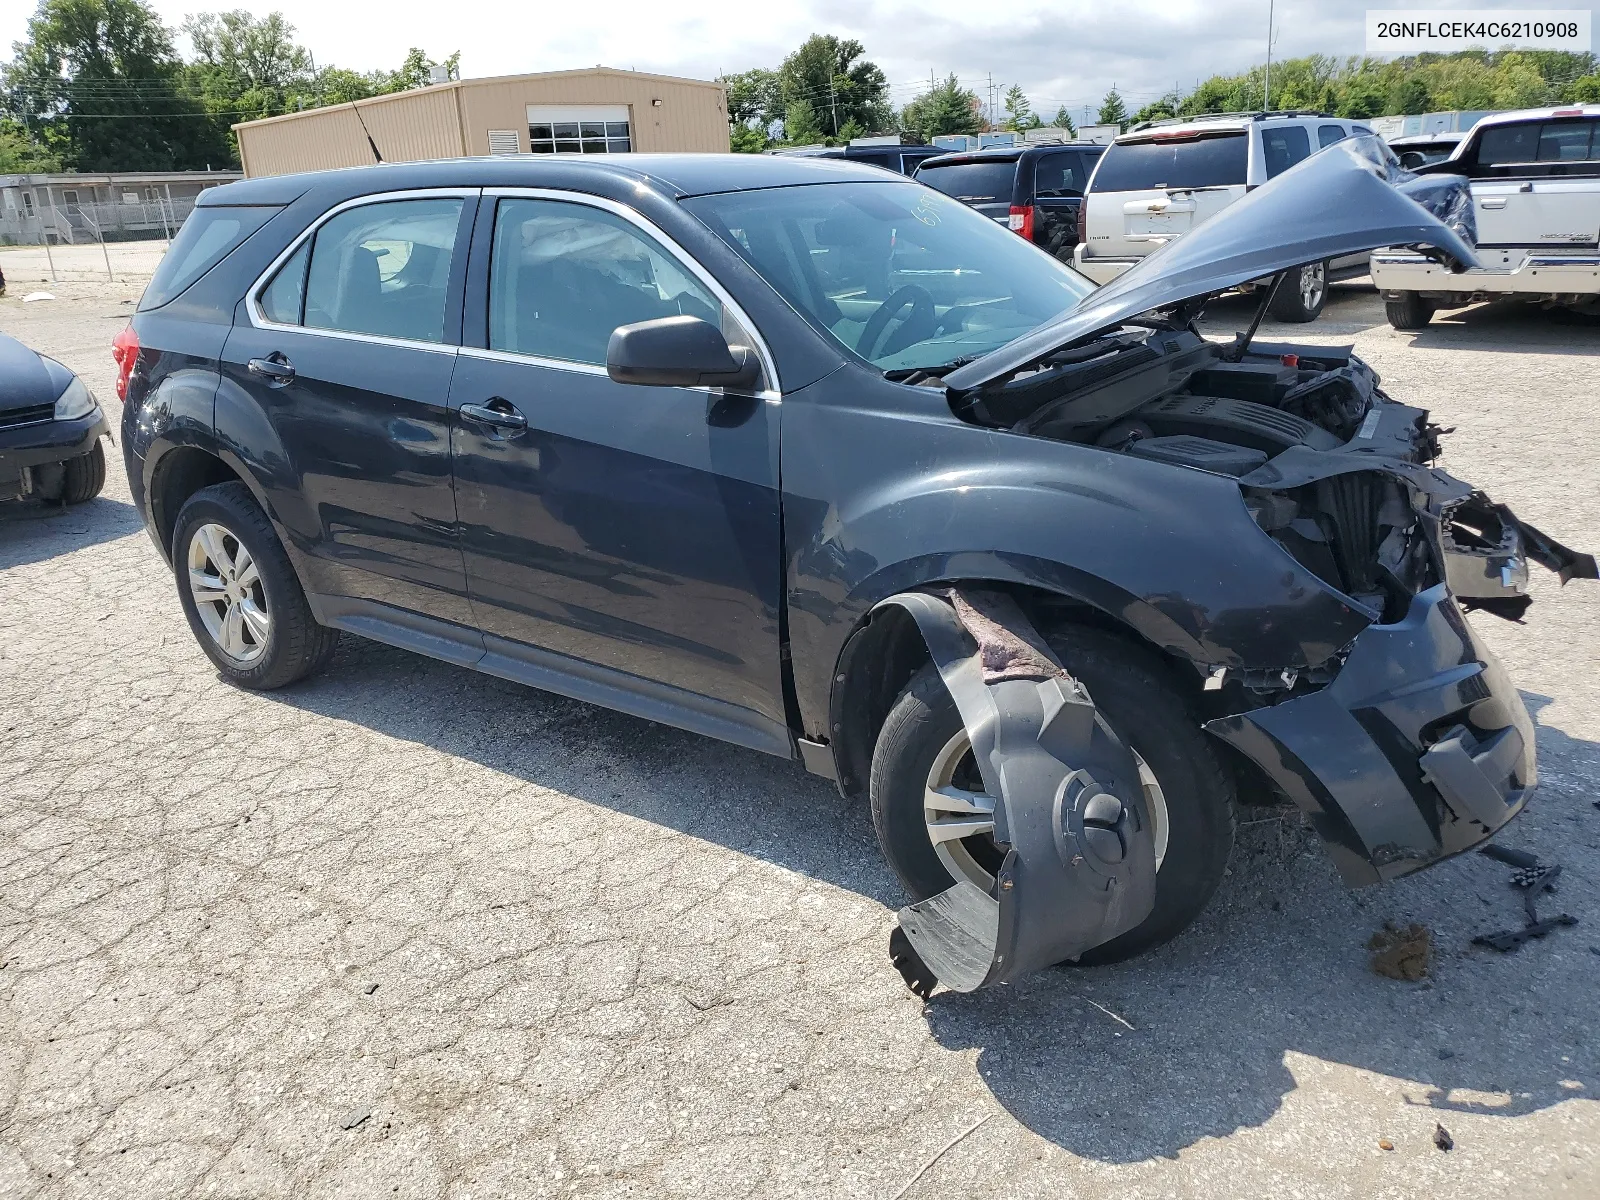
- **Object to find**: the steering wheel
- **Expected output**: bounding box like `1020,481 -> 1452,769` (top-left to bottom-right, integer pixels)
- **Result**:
856,285 -> 936,360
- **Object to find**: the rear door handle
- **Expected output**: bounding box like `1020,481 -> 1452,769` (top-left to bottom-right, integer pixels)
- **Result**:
459,399 -> 528,435
247,354 -> 295,385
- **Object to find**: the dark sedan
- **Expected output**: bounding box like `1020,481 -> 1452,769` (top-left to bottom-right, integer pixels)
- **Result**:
115,143 -> 1592,994
0,330 -> 109,505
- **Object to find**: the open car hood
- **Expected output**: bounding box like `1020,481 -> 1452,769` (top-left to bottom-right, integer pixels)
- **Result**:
944,135 -> 1480,393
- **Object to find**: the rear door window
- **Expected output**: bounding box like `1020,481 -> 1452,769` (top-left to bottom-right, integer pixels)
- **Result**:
303,198 -> 464,344
1089,133 -> 1248,191
1471,119 -> 1600,176
139,205 -> 278,310
1318,124 -> 1347,149
1033,151 -> 1088,197
915,161 -> 1018,202
1262,125 -> 1312,177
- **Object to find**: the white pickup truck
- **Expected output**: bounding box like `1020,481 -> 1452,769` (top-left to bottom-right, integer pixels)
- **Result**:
1371,106 -> 1600,329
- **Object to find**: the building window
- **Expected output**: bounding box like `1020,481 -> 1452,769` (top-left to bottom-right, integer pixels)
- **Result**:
527,105 -> 631,154
23,192 -> 35,217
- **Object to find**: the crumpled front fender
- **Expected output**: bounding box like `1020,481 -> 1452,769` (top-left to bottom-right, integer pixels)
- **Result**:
878,590 -> 1157,993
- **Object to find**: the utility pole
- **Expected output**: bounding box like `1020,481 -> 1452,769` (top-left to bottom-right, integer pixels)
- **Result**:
829,74 -> 838,135
1264,0 -> 1274,112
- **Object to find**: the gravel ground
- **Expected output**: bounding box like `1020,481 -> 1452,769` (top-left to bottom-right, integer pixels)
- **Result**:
2,280 -> 1597,1199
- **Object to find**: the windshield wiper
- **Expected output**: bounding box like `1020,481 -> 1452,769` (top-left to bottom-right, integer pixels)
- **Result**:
885,356 -> 980,384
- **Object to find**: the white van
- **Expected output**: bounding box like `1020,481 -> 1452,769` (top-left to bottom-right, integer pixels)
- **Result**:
1074,112 -> 1372,321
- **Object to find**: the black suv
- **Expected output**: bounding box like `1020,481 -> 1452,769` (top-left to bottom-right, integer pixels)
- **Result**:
914,142 -> 1106,261
117,147 -> 1591,994
770,143 -> 944,176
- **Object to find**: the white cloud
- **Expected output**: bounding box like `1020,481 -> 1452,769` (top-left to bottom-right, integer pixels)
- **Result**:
3,0 -> 1481,121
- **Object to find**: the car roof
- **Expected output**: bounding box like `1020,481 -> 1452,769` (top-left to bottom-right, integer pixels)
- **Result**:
200,153 -> 907,208
1388,132 -> 1465,148
917,142 -> 1104,169
1470,104 -> 1600,129
1121,111 -> 1344,141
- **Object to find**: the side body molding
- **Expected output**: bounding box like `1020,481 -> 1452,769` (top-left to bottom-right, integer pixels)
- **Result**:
875,590 -> 1157,994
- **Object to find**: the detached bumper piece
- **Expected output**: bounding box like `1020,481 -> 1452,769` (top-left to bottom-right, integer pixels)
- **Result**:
1208,584 -> 1535,887
1442,493 -> 1598,621
877,590 -> 1157,994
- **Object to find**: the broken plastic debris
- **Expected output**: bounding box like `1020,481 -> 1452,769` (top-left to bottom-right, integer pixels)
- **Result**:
22,292 -> 55,303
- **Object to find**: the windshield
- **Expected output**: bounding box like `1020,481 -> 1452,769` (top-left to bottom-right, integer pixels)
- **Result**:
914,161 -> 1018,202
682,182 -> 1094,371
1091,132 -> 1249,191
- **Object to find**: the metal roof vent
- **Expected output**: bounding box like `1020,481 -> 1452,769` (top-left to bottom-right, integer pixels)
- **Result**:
487,130 -> 521,155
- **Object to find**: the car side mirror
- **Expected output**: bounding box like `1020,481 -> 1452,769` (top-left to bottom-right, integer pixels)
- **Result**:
606,315 -> 761,392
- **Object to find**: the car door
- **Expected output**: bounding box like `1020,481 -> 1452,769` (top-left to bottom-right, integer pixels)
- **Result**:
219,190 -> 478,625
447,191 -> 789,750
1030,149 -> 1091,261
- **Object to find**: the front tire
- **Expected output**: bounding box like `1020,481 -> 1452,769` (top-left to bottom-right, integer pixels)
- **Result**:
1268,261 -> 1328,323
60,442 -> 106,504
869,625 -> 1235,965
172,481 -> 337,690
1385,292 -> 1434,330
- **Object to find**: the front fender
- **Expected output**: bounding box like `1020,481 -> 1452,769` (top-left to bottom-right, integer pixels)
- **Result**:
780,371 -> 1372,737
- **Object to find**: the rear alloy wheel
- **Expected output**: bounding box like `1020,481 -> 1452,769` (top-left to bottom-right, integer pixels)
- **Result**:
1268,260 -> 1328,323
1385,292 -> 1435,330
173,481 -> 337,690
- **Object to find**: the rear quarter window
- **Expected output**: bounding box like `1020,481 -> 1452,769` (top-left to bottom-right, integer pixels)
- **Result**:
1468,119 -> 1600,177
138,205 -> 278,311
915,161 -> 1019,202
1089,133 -> 1248,192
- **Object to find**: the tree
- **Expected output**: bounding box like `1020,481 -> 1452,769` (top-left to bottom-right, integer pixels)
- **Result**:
0,120 -> 62,171
4,0 -> 226,171
1002,84 -> 1040,131
782,98 -> 825,145
183,10 -> 309,92
384,47 -> 460,92
1051,106 -> 1076,136
721,67 -> 781,148
901,73 -> 981,138
776,34 -> 892,137
1396,75 -> 1431,114
1131,96 -> 1177,125
1567,74 -> 1600,103
1097,88 -> 1128,128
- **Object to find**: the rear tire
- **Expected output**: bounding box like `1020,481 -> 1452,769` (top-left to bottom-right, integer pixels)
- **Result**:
172,481 -> 338,690
869,625 -> 1236,966
60,442 -> 106,504
1385,292 -> 1434,330
1268,261 -> 1328,323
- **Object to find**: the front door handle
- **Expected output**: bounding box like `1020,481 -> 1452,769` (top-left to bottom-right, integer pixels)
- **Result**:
459,399 -> 528,435
247,353 -> 295,385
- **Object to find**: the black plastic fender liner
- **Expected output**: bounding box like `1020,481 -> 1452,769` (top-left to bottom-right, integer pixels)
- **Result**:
874,590 -> 1158,993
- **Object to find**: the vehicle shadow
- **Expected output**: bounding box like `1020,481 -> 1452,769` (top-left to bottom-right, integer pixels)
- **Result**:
0,495 -> 144,569
1409,299 -> 1600,354
257,639 -> 1598,1163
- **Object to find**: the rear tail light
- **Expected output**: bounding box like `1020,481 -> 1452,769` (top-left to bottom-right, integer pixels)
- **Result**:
1007,204 -> 1035,241
112,324 -> 139,402
1074,202 -> 1087,247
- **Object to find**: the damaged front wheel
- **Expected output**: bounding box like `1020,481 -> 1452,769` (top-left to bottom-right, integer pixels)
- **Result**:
870,627 -> 1236,966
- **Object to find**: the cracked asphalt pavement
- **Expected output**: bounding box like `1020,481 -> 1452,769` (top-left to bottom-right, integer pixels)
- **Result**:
2,275 -> 1598,1198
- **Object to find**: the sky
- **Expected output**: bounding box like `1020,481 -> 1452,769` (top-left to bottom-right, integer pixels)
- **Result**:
1,0 -> 1521,123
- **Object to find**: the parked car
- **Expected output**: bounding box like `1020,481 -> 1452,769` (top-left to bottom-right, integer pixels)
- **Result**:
1075,111 -> 1376,321
1388,130 -> 1465,170
1372,106 -> 1600,329
769,142 -> 944,176
0,330 -> 109,505
912,142 -> 1106,261
118,144 -> 1593,994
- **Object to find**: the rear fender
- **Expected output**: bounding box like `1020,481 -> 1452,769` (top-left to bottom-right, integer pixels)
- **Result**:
878,589 -> 1157,994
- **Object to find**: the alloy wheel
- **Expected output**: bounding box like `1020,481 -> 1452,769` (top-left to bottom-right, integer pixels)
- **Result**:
186,522 -> 270,665
923,728 -> 1170,891
1299,261 -> 1327,310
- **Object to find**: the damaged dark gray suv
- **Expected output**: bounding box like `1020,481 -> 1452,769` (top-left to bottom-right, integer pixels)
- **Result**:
118,138 -> 1594,996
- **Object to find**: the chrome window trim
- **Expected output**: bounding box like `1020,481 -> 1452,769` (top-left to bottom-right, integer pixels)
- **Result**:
245,187 -> 481,353
480,186 -> 782,395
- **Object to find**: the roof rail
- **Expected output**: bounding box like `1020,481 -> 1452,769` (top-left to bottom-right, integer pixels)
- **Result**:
1129,109 -> 1336,132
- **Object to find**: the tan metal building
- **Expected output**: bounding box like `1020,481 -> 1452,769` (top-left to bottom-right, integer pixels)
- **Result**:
233,67 -> 730,178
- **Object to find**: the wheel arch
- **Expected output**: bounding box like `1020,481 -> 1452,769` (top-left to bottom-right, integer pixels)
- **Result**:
144,440 -> 283,563
824,570 -> 1210,798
